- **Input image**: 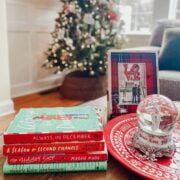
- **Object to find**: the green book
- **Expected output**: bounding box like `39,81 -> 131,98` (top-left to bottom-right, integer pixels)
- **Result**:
4,106 -> 103,144
3,160 -> 107,174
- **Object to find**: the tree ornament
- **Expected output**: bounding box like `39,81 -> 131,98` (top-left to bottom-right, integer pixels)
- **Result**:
94,53 -> 99,57
90,54 -> 94,60
95,21 -> 101,29
101,29 -> 106,40
107,11 -> 117,22
86,36 -> 96,45
63,3 -> 69,14
64,37 -> 73,46
95,15 -> 100,20
61,51 -> 69,61
99,0 -> 108,5
69,3 -> 76,13
90,0 -> 96,5
83,13 -> 95,25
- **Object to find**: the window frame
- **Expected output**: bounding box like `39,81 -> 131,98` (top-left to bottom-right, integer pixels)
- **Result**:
121,0 -> 179,35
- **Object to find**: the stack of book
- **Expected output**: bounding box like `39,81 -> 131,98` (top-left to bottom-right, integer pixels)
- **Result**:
3,106 -> 108,174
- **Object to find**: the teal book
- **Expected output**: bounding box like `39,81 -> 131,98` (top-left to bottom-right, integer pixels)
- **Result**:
3,160 -> 107,174
4,106 -> 103,144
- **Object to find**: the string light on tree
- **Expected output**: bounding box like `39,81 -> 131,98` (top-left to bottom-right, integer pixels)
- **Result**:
90,70 -> 95,76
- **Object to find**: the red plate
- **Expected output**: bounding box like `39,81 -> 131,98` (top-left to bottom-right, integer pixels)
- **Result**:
104,113 -> 180,180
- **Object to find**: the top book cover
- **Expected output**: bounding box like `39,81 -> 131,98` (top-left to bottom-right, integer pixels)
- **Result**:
4,106 -> 103,144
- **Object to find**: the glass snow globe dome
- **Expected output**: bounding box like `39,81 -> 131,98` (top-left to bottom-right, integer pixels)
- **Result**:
137,94 -> 178,136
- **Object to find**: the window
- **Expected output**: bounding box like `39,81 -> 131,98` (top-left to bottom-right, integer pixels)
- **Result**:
176,0 -> 180,18
118,0 -> 154,34
118,0 -> 180,35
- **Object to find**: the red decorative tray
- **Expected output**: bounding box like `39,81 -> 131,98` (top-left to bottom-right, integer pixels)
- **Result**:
104,114 -> 180,180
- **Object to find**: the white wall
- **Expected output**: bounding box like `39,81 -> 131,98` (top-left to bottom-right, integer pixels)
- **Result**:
0,0 -> 14,116
6,0 -> 63,98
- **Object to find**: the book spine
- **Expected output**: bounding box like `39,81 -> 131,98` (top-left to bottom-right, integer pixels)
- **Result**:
3,131 -> 103,144
3,141 -> 104,155
8,153 -> 108,164
3,161 -> 107,174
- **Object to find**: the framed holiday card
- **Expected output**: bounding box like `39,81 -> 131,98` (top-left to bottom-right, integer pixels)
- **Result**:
108,49 -> 159,117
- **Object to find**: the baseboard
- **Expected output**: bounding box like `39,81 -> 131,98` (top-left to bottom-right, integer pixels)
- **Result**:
0,99 -> 14,117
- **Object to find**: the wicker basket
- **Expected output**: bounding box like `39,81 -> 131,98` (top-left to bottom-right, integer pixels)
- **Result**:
60,71 -> 107,101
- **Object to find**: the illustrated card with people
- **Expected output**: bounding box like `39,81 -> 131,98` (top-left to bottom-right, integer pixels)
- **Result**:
118,63 -> 146,105
108,49 -> 159,117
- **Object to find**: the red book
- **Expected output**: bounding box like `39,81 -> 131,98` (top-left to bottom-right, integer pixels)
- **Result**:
4,107 -> 103,144
4,131 -> 103,144
7,151 -> 108,164
3,141 -> 105,156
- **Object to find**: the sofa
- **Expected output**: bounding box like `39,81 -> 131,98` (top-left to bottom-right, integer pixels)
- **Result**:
127,20 -> 180,100
149,20 -> 180,100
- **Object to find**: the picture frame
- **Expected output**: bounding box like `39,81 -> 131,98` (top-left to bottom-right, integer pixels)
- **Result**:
108,49 -> 159,117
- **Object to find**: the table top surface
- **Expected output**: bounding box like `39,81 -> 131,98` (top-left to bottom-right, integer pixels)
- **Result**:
1,97 -> 179,180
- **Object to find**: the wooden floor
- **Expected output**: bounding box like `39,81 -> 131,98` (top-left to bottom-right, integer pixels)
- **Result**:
0,89 -> 81,133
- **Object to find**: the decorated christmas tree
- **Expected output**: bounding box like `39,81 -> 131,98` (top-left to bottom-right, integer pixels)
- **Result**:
43,0 -> 124,77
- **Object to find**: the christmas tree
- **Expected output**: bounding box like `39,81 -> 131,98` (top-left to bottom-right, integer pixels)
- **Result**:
43,0 -> 124,77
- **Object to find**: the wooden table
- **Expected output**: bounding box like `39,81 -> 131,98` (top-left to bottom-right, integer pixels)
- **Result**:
0,114 -> 144,180
1,92 -> 180,180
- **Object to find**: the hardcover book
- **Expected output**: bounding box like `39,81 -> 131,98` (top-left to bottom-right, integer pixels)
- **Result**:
108,49 -> 159,117
4,106 -> 103,144
3,141 -> 105,155
7,148 -> 108,164
3,160 -> 107,174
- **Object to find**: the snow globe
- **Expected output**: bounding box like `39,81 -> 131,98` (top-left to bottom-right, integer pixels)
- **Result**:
133,94 -> 178,161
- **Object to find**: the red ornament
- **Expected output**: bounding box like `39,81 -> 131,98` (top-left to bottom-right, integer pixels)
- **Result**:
107,11 -> 117,22
63,3 -> 69,14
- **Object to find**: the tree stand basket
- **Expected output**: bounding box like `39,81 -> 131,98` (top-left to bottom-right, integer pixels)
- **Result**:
60,71 -> 107,101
